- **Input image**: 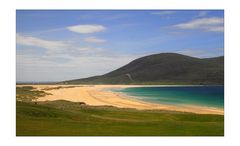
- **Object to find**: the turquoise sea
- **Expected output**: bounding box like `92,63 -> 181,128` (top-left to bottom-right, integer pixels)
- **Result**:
113,86 -> 224,109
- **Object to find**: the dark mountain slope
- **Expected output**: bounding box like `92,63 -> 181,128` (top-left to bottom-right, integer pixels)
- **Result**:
62,53 -> 224,85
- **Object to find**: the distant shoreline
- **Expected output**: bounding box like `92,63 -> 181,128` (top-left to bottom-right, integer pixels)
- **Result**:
17,84 -> 224,115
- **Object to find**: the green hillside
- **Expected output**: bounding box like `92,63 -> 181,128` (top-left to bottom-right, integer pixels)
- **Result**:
62,53 -> 224,85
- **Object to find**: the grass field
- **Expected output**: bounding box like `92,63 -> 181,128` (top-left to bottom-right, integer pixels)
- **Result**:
16,86 -> 224,136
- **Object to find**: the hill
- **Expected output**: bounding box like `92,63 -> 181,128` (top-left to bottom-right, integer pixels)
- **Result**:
62,53 -> 224,85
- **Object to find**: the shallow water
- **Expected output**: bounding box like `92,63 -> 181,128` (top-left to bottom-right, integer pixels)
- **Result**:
113,86 -> 224,109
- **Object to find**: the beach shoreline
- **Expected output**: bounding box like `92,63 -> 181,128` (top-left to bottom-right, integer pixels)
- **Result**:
17,85 -> 224,115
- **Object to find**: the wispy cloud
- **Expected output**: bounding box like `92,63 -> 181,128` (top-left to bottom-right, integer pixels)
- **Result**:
151,11 -> 176,16
83,37 -> 106,43
23,27 -> 66,36
67,24 -> 106,34
24,24 -> 107,36
16,33 -> 71,54
17,33 -> 108,56
173,17 -> 224,32
76,47 -> 105,54
16,32 -> 140,81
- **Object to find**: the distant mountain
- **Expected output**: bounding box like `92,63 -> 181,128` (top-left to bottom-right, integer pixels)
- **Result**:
62,53 -> 224,85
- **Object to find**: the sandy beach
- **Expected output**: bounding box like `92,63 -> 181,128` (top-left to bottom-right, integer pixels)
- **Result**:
18,85 -> 224,115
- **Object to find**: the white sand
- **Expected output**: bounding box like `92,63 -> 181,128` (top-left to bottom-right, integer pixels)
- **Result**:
18,85 -> 224,115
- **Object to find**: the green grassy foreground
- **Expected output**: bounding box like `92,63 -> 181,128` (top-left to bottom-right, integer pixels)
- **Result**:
16,100 -> 224,136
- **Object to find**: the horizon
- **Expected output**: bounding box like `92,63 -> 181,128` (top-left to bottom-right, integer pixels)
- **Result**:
16,10 -> 224,82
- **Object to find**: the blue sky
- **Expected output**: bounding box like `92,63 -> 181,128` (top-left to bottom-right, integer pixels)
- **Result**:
16,10 -> 224,82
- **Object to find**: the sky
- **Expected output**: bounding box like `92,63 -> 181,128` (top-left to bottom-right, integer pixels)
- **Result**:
16,10 -> 224,82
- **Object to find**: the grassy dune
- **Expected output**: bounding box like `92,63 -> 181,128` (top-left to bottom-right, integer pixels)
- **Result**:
16,86 -> 51,102
16,100 -> 224,136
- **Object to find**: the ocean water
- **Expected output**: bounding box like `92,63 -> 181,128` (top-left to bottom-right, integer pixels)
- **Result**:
113,86 -> 224,109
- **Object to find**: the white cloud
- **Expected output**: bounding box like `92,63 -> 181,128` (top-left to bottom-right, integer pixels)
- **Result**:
151,11 -> 175,16
67,24 -> 106,34
77,47 -> 104,53
173,17 -> 224,32
83,37 -> 106,43
16,33 -> 108,55
16,33 -> 70,53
